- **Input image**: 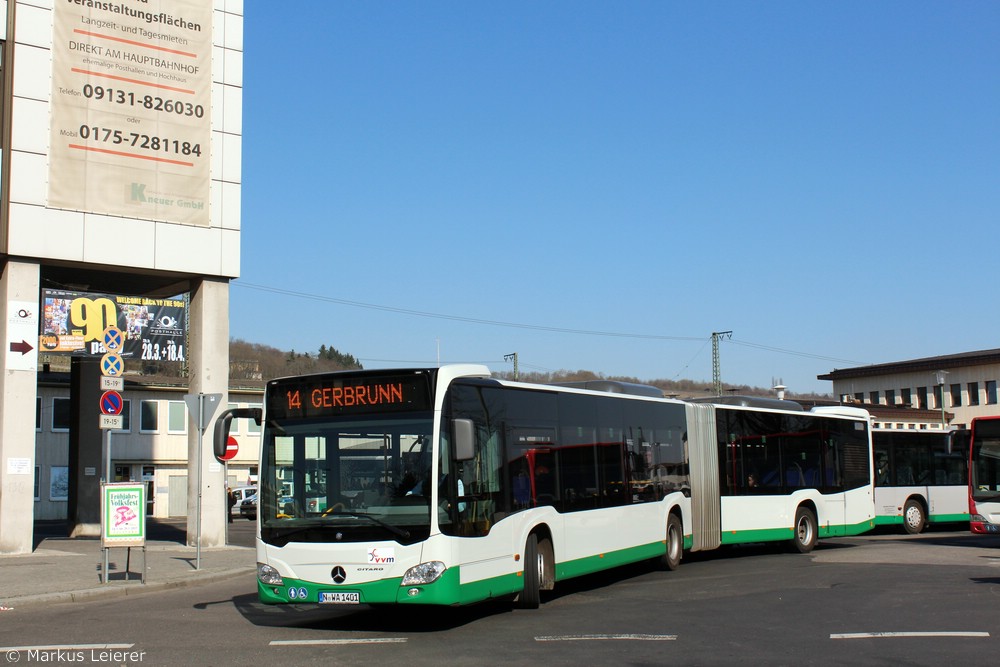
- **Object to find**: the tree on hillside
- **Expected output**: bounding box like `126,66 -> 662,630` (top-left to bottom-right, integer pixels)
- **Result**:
229,339 -> 362,383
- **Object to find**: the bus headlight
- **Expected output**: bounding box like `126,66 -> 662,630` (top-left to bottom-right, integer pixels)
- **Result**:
401,561 -> 446,585
257,563 -> 283,586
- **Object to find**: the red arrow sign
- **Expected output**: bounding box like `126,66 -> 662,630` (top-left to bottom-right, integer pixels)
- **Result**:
9,340 -> 33,355
220,436 -> 239,461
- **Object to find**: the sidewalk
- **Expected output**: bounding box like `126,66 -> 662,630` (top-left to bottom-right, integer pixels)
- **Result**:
0,520 -> 256,611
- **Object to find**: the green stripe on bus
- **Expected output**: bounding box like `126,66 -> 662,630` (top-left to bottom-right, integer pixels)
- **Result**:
554,541 -> 667,580
876,513 -> 969,526
719,519 -> 875,545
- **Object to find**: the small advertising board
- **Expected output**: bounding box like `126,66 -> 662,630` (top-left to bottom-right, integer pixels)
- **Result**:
101,483 -> 146,548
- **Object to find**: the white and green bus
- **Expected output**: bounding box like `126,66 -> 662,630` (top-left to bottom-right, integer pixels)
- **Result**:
872,429 -> 969,534
215,365 -> 875,608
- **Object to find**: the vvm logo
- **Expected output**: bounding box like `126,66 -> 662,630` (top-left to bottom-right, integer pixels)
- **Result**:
367,547 -> 395,564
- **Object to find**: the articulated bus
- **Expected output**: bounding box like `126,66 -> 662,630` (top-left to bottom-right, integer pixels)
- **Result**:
872,429 -> 969,534
215,365 -> 874,609
969,416 -> 1000,534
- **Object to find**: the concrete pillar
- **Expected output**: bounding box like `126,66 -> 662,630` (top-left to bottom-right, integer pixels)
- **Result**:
185,278 -> 229,548
0,261 -> 40,554
67,357 -> 103,537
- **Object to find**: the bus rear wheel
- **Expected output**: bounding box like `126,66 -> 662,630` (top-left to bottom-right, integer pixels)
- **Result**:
659,514 -> 683,571
791,506 -> 817,554
903,499 -> 926,535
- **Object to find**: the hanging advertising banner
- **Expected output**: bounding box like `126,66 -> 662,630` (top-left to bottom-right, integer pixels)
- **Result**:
47,0 -> 213,225
40,289 -> 187,362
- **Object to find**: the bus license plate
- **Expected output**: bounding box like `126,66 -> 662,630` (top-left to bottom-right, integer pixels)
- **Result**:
320,591 -> 360,604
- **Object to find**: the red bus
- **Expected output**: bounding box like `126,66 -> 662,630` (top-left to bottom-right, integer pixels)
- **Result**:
968,416 -> 1000,534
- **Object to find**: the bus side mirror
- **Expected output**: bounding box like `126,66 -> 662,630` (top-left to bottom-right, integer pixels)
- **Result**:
213,407 -> 262,461
452,418 -> 475,461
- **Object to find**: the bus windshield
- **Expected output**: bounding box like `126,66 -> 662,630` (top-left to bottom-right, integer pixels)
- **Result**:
259,412 -> 435,546
971,419 -> 1000,503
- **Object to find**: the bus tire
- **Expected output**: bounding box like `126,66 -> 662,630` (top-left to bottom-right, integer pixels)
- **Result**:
659,514 -> 683,571
791,506 -> 817,554
903,499 -> 926,535
517,533 -> 541,609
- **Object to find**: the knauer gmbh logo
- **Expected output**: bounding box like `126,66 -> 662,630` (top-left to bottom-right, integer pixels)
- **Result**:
331,566 -> 347,584
129,182 -> 205,210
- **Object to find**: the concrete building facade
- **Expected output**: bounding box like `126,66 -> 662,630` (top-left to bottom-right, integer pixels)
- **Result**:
819,349 -> 1000,430
0,0 -> 243,553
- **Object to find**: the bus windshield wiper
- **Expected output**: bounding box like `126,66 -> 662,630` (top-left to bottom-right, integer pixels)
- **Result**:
268,514 -> 410,542
323,511 -> 411,539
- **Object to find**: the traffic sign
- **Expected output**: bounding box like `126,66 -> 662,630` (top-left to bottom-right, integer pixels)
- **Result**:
100,390 -> 124,415
101,352 -> 124,377
220,436 -> 239,461
100,414 -> 123,430
183,393 -> 223,431
102,326 -> 124,352
100,376 -> 124,391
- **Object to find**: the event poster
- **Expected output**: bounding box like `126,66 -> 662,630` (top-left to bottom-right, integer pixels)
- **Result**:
101,483 -> 146,547
47,0 -> 213,225
41,289 -> 187,362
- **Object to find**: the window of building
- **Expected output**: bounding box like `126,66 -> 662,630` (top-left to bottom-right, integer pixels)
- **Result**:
855,392 -> 864,403
988,381 -> 998,405
50,466 -> 69,500
34,466 -> 40,501
52,397 -> 71,431
140,400 -> 159,433
950,383 -> 962,407
917,387 -> 927,410
245,403 -> 262,434
870,391 -> 880,405
167,401 -> 187,434
885,390 -> 896,406
932,385 -> 944,410
901,388 -> 912,407
968,382 -> 980,406
227,403 -> 241,434
119,399 -> 131,431
36,397 -> 42,431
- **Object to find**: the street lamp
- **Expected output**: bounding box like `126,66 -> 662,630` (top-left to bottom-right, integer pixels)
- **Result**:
935,370 -> 949,430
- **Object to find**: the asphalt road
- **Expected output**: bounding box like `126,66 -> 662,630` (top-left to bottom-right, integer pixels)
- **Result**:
2,528 -> 999,666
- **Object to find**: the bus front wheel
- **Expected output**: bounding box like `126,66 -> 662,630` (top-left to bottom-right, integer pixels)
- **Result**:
517,533 -> 551,609
791,506 -> 817,554
903,499 -> 926,535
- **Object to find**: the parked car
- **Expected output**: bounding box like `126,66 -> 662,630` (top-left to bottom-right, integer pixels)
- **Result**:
240,495 -> 257,520
229,486 -> 256,517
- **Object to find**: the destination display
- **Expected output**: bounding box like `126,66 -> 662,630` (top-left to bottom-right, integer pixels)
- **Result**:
268,372 -> 434,420
40,288 -> 186,361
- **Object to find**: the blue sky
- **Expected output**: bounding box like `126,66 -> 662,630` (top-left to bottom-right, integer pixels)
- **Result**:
233,1 -> 999,395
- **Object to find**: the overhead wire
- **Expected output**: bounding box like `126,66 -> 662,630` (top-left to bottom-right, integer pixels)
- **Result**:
233,281 -> 870,369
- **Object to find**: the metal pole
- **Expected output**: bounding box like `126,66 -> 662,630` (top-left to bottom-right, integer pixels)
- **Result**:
196,394 -> 203,570
103,429 -> 111,584
941,382 -> 945,431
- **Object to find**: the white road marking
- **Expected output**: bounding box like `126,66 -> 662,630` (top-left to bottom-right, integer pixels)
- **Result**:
535,634 -> 677,642
831,632 -> 990,639
270,638 -> 408,646
0,644 -> 135,651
